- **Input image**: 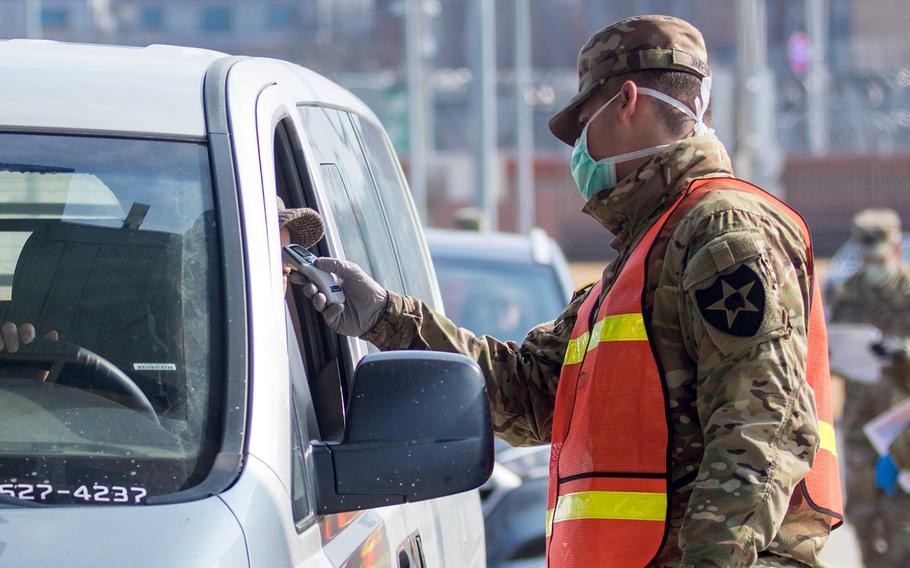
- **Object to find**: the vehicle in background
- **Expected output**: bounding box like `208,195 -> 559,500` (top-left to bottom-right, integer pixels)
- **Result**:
427,227 -> 575,568
426,228 -> 575,343
823,232 -> 910,305
0,40 -> 492,567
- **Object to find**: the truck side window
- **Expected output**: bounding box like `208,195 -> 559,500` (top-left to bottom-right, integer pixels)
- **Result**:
274,120 -> 347,441
349,115 -> 438,306
297,105 -> 405,295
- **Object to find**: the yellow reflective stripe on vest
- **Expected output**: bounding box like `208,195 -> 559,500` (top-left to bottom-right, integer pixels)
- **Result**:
545,490 -> 667,536
819,421 -> 837,457
564,331 -> 590,366
563,313 -> 648,365
593,313 -> 648,345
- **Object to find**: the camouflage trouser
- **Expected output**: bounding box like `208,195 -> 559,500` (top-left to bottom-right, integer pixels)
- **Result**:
882,494 -> 910,566
843,380 -> 910,567
847,499 -> 910,568
846,441 -> 886,567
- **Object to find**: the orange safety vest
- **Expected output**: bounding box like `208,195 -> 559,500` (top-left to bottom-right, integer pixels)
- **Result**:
546,178 -> 843,567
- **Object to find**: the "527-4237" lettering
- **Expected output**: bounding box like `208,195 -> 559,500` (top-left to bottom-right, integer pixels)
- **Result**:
0,482 -> 147,504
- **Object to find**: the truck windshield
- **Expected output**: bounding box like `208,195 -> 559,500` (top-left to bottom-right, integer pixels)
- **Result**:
0,133 -> 224,505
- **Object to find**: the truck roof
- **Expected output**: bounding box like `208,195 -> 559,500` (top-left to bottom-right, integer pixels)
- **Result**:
0,41 -> 226,138
0,40 -> 377,138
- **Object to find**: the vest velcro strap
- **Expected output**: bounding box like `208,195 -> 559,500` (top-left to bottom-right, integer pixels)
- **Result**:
819,420 -> 837,457
546,490 -> 667,536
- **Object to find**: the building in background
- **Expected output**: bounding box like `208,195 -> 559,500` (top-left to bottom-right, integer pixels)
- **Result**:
2,0 -> 908,257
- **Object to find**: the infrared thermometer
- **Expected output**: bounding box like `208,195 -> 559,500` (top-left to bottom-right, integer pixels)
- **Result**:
282,244 -> 346,306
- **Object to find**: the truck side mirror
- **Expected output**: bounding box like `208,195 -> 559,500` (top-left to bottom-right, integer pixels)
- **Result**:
312,351 -> 494,514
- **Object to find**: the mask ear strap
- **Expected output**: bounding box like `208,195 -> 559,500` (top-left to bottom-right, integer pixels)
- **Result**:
578,88 -> 622,145
587,89 -> 622,127
638,78 -> 715,137
693,76 -> 713,136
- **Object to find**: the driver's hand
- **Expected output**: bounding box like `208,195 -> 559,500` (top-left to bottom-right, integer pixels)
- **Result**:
0,322 -> 59,354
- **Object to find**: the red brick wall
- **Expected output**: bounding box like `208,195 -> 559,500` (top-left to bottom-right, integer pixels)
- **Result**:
427,155 -> 614,261
424,153 -> 910,260
782,154 -> 910,256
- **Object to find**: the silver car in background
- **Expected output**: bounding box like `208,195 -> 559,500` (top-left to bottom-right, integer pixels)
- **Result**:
427,228 -> 576,568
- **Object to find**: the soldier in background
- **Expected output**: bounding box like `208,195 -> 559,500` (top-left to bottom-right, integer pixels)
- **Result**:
830,208 -> 910,567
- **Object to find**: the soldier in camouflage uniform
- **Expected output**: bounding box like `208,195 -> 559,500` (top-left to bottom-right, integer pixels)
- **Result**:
304,15 -> 837,567
829,208 -> 910,567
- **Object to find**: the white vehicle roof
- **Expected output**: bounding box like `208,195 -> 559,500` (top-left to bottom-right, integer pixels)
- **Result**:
0,40 -> 377,138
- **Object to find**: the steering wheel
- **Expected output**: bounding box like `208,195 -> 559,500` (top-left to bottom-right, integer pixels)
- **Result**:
0,338 -> 160,425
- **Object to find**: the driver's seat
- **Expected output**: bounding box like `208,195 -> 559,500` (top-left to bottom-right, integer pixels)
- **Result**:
0,220 -> 183,405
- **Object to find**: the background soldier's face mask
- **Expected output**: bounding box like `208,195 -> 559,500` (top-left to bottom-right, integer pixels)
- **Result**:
570,77 -> 714,201
861,254 -> 898,285
860,241 -> 899,284
862,263 -> 894,285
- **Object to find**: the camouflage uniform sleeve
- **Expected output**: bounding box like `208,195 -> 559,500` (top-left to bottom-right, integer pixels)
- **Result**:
826,280 -> 851,323
827,275 -> 863,325
676,206 -> 818,567
890,425 -> 910,471
360,285 -> 593,446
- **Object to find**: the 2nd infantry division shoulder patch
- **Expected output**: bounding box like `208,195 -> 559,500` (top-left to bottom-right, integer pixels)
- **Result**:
695,264 -> 766,337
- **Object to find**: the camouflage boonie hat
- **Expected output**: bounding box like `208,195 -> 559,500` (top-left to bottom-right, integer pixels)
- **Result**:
549,15 -> 710,146
277,197 -> 325,248
852,208 -> 902,258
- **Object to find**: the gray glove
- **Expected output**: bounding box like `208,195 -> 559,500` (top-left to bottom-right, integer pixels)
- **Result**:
300,257 -> 389,337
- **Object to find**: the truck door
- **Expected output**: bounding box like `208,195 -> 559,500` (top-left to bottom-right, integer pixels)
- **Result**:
255,82 -> 421,567
297,104 -> 485,568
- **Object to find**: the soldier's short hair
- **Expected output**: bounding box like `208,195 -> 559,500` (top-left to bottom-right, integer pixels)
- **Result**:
600,69 -> 712,137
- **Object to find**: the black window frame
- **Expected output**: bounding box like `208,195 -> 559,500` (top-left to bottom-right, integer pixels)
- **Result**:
273,120 -> 351,443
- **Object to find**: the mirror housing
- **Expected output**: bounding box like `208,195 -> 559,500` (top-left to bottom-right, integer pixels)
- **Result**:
313,351 -> 494,514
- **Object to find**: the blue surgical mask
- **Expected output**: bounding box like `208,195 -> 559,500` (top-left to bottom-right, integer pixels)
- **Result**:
570,79 -> 714,201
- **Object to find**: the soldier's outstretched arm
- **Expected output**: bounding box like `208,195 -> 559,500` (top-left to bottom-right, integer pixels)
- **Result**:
676,215 -> 818,566
303,256 -> 591,447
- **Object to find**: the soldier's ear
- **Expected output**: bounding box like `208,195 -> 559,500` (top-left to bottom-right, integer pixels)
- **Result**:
617,80 -> 639,119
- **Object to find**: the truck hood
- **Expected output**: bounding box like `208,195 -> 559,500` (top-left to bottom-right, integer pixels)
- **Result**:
0,496 -> 248,567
